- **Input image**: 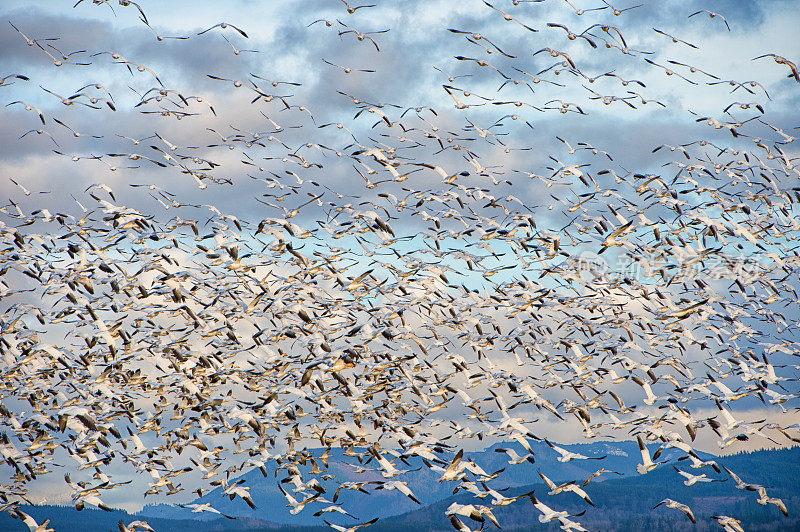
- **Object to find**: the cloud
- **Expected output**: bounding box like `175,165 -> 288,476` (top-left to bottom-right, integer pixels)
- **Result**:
1,0 -> 799,520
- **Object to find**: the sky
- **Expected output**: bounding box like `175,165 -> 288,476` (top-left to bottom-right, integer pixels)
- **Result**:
2,0 -> 798,219
1,0 -> 799,519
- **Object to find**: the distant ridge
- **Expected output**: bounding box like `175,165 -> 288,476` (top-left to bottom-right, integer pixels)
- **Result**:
137,441 -> 800,529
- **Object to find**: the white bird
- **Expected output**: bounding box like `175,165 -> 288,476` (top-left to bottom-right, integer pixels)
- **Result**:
753,53 -> 800,83
546,439 -> 605,462
674,466 -> 725,486
375,480 -> 421,504
14,510 -> 54,532
118,521 -> 156,532
178,503 -> 236,519
688,10 -> 731,31
495,447 -> 535,464
0,73 -> 29,85
636,435 -> 665,474
528,492 -> 571,522
446,502 -> 501,528
755,486 -> 788,516
539,471 -> 595,505
323,517 -> 379,532
197,22 -> 248,38
653,498 -> 696,523
710,515 -> 744,532
6,100 -> 46,124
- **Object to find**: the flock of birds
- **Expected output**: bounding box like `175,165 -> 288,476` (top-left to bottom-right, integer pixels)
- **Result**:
1,1 -> 799,531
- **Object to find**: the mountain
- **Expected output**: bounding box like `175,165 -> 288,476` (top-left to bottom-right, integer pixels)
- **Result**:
4,445 -> 798,531
141,439 -> 642,524
138,440 -> 794,526
384,445 -> 800,532
0,505 -> 299,532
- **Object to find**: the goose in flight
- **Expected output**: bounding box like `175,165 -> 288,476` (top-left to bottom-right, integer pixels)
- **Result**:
653,499 -> 696,523
448,29 -> 516,58
322,59 -> 375,74
673,466 -> 725,486
688,10 -> 731,31
546,23 -> 597,48
723,465 -> 763,491
446,502 -> 501,528
652,28 -> 698,49
558,516 -> 588,531
19,128 -> 59,146
601,1 -> 642,16
8,20 -> 59,48
323,517 -> 379,532
0,73 -> 29,86
39,85 -> 99,108
313,505 -> 358,519
483,1 -> 539,32
454,55 -> 509,77
539,471 -> 595,505
448,515 -> 476,532
495,447 -> 535,464
114,59 -> 163,86
643,59 -> 698,84
433,66 -> 472,83
755,486 -> 788,516
545,439 -> 605,462
308,18 -> 335,28
118,521 -> 156,532
562,0 -> 606,16
339,0 -> 375,14
599,220 -> 634,253
6,100 -> 47,124
666,60 -> 719,80
438,449 -> 466,481
753,54 -> 800,83
533,47 -> 577,70
337,20 -> 389,51
33,41 -> 88,67
582,468 -> 623,486
528,492 -> 585,523
709,515 -> 744,532
178,503 -> 236,519
221,34 -> 258,55
583,23 -> 628,48
197,22 -> 248,38
14,509 -> 54,532
374,480 -> 421,504
636,435 -> 666,474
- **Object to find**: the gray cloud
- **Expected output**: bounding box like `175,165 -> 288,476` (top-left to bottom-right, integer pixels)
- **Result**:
1,0 -> 798,278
